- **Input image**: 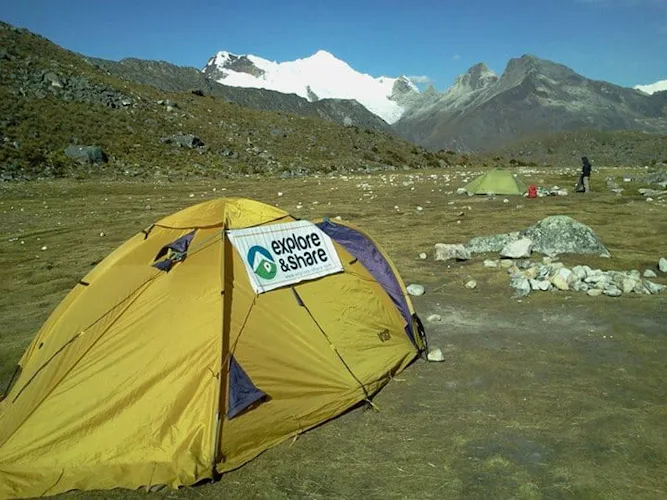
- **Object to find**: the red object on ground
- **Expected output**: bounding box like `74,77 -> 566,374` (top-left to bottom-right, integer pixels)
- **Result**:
528,184 -> 537,198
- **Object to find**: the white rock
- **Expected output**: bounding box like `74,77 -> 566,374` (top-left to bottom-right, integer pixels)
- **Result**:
434,243 -> 471,261
604,287 -> 622,297
571,265 -> 587,280
99,232 -> 105,237
419,252 -> 427,260
483,259 -> 499,268
530,279 -> 551,291
278,192 -> 284,196
587,288 -> 603,297
557,267 -> 573,283
551,274 -> 569,291
503,198 -> 509,204
465,280 -> 477,289
500,259 -> 514,268
659,257 -> 667,273
426,314 -> 442,323
500,238 -> 533,259
407,284 -> 425,296
542,256 -> 553,265
572,281 -> 589,292
427,347 -> 445,362
644,281 -> 666,294
456,188 -> 467,195
621,278 -> 637,294
40,246 -> 47,251
643,269 -> 658,278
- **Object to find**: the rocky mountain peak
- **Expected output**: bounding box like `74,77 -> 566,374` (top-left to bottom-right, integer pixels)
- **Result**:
454,63 -> 498,91
203,51 -> 265,81
391,76 -> 419,100
502,54 -> 577,82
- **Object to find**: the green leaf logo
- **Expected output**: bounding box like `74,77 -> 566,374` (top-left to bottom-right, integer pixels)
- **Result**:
247,245 -> 277,280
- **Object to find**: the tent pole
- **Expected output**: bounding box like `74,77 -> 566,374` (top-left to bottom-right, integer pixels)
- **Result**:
210,230 -> 233,479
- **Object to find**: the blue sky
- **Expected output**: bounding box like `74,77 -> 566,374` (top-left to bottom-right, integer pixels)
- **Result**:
2,0 -> 666,90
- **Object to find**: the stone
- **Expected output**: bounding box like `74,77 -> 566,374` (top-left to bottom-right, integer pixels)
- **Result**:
160,133 -> 204,149
407,284 -> 425,296
456,188 -> 467,195
465,280 -> 477,289
572,265 -> 589,280
466,232 -> 520,254
511,278 -> 531,297
603,286 -> 622,297
434,243 -> 471,262
644,281 -> 666,294
621,278 -> 637,294
500,238 -> 533,259
419,252 -> 427,260
483,259 -> 499,268
500,259 -> 514,268
426,314 -> 442,323
530,279 -> 551,291
524,266 -> 539,279
427,348 -> 445,362
572,281 -> 589,292
659,257 -> 667,273
64,145 -> 108,164
551,274 -> 569,291
643,269 -> 658,278
587,288 -> 603,297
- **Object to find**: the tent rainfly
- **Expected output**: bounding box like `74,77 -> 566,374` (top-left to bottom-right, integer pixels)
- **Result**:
0,197 -> 426,499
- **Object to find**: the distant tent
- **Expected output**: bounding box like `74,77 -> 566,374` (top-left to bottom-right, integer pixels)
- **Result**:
0,198 -> 426,499
463,169 -> 527,195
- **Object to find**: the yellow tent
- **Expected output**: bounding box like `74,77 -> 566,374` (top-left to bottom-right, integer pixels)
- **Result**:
0,198 -> 424,499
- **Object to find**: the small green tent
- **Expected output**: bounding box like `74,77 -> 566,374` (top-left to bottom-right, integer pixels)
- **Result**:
463,169 -> 527,195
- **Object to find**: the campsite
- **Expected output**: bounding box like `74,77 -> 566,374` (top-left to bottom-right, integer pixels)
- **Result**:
1,164 -> 666,499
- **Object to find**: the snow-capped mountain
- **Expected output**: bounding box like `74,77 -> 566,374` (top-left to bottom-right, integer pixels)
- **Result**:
634,79 -> 667,95
202,50 -> 419,123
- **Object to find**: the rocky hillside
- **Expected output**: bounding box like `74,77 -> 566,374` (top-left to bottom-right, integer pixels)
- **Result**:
0,22 -> 468,181
394,55 -> 667,152
88,57 -> 392,132
492,129 -> 667,169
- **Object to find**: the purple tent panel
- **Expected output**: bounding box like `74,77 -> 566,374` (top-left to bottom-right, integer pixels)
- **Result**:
317,220 -> 416,346
227,355 -> 267,419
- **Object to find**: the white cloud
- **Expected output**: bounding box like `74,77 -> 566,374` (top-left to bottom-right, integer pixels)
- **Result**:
453,54 -> 461,60
407,75 -> 433,85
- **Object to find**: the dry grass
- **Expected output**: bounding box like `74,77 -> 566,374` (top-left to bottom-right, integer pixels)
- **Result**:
1,165 -> 666,499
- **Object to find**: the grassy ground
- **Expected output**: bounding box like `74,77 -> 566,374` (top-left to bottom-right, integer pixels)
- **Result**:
1,165 -> 666,499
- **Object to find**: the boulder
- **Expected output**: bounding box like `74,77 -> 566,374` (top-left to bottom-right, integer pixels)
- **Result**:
407,284 -> 425,296
500,238 -> 533,259
659,257 -> 667,273
160,134 -> 204,149
466,232 -> 520,253
64,145 -> 108,164
466,216 -> 610,258
520,215 -> 611,257
434,243 -> 471,261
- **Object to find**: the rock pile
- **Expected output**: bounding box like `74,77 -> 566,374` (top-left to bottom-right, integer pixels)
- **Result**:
487,258 -> 667,298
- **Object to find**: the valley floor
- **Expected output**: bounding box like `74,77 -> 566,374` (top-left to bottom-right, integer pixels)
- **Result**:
0,165 -> 665,499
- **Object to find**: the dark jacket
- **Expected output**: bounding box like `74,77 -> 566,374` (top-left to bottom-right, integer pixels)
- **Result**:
581,157 -> 592,177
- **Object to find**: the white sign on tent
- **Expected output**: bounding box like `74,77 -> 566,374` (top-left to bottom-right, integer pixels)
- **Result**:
227,220 -> 344,294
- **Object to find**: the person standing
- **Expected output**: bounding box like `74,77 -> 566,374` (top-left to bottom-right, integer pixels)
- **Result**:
581,156 -> 592,192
